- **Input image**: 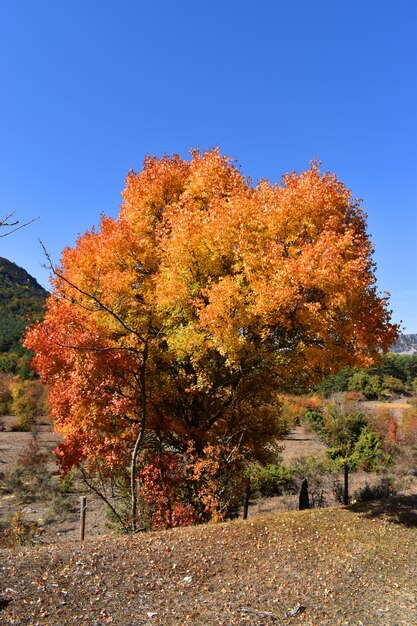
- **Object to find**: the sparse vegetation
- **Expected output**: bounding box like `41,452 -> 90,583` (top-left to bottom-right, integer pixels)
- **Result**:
1,510 -> 42,547
354,476 -> 397,502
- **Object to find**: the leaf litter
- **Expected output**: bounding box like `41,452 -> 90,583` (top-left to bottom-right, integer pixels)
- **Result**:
1,506 -> 417,625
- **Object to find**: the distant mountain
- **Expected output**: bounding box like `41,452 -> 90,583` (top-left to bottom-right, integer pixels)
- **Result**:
390,333 -> 417,355
0,257 -> 49,354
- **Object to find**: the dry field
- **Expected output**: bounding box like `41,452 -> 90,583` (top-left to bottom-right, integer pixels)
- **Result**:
0,416 -> 108,542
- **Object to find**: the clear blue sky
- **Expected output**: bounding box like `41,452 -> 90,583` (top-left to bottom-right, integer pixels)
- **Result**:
0,0 -> 416,332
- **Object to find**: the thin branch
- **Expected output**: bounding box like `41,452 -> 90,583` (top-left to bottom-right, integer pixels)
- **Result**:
55,341 -> 142,354
0,212 -> 39,237
39,240 -> 144,340
79,467 -> 128,530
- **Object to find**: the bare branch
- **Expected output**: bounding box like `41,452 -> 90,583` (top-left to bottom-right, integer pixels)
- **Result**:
79,467 -> 128,531
0,211 -> 39,238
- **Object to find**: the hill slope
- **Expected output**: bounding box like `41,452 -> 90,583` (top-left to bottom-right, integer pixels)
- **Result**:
0,256 -> 48,315
0,257 -> 48,354
391,333 -> 417,354
1,504 -> 416,625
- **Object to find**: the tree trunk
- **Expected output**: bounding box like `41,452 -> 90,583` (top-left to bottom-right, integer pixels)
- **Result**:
130,426 -> 145,532
130,341 -> 148,532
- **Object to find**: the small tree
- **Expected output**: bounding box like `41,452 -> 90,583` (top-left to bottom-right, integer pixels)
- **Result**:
350,426 -> 390,471
10,380 -> 48,431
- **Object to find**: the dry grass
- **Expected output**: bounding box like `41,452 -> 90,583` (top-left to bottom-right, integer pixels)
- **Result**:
280,425 -> 327,465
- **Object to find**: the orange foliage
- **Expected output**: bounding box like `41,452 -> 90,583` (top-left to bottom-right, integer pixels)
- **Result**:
25,150 -> 398,524
140,453 -> 198,529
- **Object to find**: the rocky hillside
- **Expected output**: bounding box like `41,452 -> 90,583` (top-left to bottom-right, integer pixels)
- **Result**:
391,333 -> 417,354
0,257 -> 48,353
0,257 -> 48,312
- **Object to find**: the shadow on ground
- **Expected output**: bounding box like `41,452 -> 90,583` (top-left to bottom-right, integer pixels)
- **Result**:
348,495 -> 417,527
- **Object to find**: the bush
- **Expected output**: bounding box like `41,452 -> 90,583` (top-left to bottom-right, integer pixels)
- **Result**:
380,375 -> 406,397
248,463 -> 296,497
0,379 -> 13,415
326,446 -> 349,466
10,380 -> 48,430
305,408 -> 324,433
10,414 -> 35,432
349,426 -> 391,471
292,454 -> 338,483
47,492 -> 74,519
1,436 -> 72,506
322,407 -> 367,450
354,476 -> 396,502
326,424 -> 391,472
1,511 -> 42,547
0,352 -> 19,375
401,408 -> 417,445
348,371 -> 381,399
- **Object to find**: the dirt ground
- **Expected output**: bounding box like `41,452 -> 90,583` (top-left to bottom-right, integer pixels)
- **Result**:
0,415 -> 62,467
280,424 -> 327,464
1,504 -> 417,625
0,416 -> 109,542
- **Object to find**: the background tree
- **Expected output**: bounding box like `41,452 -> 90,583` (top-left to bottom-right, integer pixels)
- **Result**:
25,150 -> 398,529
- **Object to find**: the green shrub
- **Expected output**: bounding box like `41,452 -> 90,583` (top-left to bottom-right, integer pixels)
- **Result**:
322,408 -> 367,450
292,454 -> 340,487
326,425 -> 391,472
305,408 -> 324,433
48,492 -> 74,518
348,371 -> 382,399
349,426 -> 391,471
326,446 -> 348,465
248,463 -> 295,497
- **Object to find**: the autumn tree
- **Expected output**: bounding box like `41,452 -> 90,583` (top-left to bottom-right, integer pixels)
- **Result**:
25,150 -> 397,529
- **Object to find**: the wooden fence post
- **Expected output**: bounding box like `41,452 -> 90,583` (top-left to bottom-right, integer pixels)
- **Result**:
80,496 -> 87,542
343,463 -> 349,505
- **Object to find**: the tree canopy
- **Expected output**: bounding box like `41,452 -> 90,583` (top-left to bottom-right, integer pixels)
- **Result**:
25,149 -> 397,527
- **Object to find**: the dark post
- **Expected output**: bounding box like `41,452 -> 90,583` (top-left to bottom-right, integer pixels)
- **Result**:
80,496 -> 87,541
243,478 -> 250,520
299,478 -> 310,510
343,463 -> 349,505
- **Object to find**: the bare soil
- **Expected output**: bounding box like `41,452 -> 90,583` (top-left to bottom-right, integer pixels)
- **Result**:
0,415 -> 62,467
0,416 -> 109,542
280,424 -> 327,465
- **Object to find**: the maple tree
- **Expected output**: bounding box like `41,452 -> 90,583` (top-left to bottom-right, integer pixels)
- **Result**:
25,149 -> 397,529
